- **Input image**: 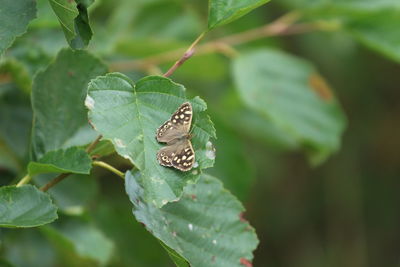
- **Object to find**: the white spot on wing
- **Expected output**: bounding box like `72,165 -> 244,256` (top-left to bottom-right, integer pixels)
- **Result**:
85,95 -> 95,110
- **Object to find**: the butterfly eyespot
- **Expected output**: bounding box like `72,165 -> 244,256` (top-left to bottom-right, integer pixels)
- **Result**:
159,133 -> 163,136
162,156 -> 168,160
163,125 -> 168,128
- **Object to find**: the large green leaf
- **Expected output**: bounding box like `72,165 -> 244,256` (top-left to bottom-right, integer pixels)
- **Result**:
208,0 -> 270,29
0,104 -> 32,161
28,147 -> 92,176
42,218 -> 114,265
31,48 -> 107,159
233,49 -> 346,163
0,185 -> 58,228
0,0 -> 36,55
86,74 -> 216,207
282,0 -> 400,11
125,171 -> 258,267
48,0 -> 93,49
346,10 -> 400,62
2,229 -> 57,266
282,0 -> 400,62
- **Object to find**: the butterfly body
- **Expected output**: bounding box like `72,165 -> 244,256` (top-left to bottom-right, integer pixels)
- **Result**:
156,102 -> 195,171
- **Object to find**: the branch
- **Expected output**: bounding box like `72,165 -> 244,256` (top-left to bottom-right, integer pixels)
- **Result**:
40,173 -> 70,192
163,31 -> 206,77
109,12 -> 310,72
38,135 -> 104,191
85,134 -> 102,154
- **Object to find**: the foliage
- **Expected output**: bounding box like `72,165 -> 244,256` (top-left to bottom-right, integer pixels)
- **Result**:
0,0 -> 399,266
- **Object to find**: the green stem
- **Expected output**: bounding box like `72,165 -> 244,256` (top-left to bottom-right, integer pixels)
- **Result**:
93,161 -> 125,179
16,174 -> 31,187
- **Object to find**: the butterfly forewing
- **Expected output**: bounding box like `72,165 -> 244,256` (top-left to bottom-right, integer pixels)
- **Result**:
156,102 -> 192,143
156,102 -> 195,171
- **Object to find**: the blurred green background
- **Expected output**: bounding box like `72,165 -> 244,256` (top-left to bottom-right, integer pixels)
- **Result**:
1,0 -> 400,266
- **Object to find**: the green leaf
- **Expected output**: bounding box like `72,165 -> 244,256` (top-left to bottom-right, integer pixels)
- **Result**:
346,10 -> 400,62
125,171 -> 258,267
208,0 -> 270,29
31,48 -> 107,159
282,0 -> 400,62
233,49 -> 346,164
0,185 -> 58,228
0,104 -> 32,161
48,0 -> 93,49
2,229 -> 57,266
160,241 -> 190,267
41,218 -> 114,265
28,147 -> 92,176
87,74 -> 216,207
0,0 -> 36,55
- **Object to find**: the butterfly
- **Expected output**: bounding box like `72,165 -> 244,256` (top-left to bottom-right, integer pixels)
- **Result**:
156,102 -> 195,171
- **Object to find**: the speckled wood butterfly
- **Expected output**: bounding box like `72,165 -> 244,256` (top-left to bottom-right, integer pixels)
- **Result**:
156,102 -> 195,171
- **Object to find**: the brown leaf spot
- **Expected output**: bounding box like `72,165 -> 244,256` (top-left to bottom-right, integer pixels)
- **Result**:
239,212 -> 249,223
240,258 -> 253,267
309,73 -> 333,101
190,194 -> 197,200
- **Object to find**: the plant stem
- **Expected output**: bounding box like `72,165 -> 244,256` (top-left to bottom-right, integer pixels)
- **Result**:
38,135 -> 105,191
86,134 -> 102,153
40,173 -> 70,192
109,12 -> 314,72
16,174 -> 31,187
163,31 -> 206,77
92,161 -> 125,179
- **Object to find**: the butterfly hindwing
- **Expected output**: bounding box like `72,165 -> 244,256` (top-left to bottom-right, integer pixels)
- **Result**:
156,146 -> 174,167
170,140 -> 195,171
157,140 -> 195,171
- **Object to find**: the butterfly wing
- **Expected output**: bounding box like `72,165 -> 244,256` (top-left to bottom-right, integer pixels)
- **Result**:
157,139 -> 195,171
156,102 -> 193,143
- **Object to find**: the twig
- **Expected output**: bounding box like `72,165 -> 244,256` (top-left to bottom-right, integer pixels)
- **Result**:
92,161 -> 125,179
163,31 -> 206,77
86,134 -> 102,153
40,173 -> 70,192
109,12 -> 311,72
38,135 -> 105,191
